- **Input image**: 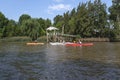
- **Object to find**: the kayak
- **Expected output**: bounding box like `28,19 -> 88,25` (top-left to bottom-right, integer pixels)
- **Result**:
50,42 -> 65,45
65,43 -> 93,46
26,42 -> 44,45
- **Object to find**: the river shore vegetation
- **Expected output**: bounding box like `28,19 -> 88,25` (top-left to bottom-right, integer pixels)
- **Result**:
0,0 -> 120,42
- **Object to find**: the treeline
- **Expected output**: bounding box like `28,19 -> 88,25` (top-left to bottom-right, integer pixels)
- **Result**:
0,13 -> 51,41
53,0 -> 120,39
0,0 -> 120,41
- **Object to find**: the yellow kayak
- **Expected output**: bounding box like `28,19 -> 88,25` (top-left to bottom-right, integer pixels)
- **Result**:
26,42 -> 44,45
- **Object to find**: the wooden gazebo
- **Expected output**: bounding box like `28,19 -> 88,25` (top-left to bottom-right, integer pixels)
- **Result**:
46,26 -> 59,42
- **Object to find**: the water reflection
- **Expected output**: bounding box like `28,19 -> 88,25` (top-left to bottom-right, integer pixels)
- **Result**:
0,42 -> 120,80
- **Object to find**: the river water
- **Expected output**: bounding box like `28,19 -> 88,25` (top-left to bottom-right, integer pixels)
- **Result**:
0,42 -> 120,80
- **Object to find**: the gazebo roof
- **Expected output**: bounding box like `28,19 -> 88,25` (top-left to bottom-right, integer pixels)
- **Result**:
46,26 -> 58,31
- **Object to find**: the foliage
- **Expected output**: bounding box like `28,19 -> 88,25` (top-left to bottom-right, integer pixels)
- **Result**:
18,14 -> 31,25
0,12 -> 51,41
53,0 -> 109,38
0,0 -> 119,41
2,20 -> 17,37
21,19 -> 40,41
0,12 -> 9,38
109,0 -> 120,38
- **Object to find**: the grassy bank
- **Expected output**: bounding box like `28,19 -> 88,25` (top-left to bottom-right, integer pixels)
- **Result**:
110,38 -> 120,42
0,36 -> 47,42
37,36 -> 47,43
0,36 -> 120,42
0,37 -> 31,42
79,38 -> 110,42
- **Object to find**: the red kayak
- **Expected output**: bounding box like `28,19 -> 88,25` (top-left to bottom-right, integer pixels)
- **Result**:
65,42 -> 93,46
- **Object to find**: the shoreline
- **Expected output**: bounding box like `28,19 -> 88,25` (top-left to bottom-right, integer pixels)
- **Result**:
0,37 -> 120,42
79,38 -> 110,42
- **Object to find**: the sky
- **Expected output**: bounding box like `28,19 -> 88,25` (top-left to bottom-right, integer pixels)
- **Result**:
0,0 -> 112,22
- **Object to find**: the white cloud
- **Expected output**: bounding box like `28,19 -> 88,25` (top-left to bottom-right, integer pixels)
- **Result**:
53,0 -> 63,2
48,4 -> 72,11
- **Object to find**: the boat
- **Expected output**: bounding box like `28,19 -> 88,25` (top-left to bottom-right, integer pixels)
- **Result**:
50,42 -> 65,45
26,42 -> 44,45
65,42 -> 93,46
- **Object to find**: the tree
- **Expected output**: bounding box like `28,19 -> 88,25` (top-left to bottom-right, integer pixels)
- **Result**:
75,3 -> 92,37
45,18 -> 52,28
93,0 -> 108,37
2,20 -> 17,37
68,8 -> 76,35
21,19 -> 41,41
18,14 -> 31,25
63,11 -> 71,34
37,18 -> 46,36
109,0 -> 120,38
53,15 -> 64,32
87,1 -> 96,37
0,12 -> 9,38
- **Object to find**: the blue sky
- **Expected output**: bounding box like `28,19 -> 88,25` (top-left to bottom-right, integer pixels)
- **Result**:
0,0 -> 112,22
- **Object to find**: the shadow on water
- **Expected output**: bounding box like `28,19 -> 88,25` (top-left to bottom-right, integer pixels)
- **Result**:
0,42 -> 120,80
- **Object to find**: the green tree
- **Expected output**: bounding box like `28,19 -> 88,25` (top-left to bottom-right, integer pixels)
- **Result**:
109,0 -> 120,38
21,19 -> 41,41
68,8 -> 76,35
53,15 -> 64,32
87,1 -> 96,37
63,11 -> 71,34
18,14 -> 31,36
18,14 -> 31,25
45,18 -> 52,28
75,3 -> 91,37
0,12 -> 9,38
2,20 -> 17,37
93,0 -> 108,37
53,1 -> 109,38
37,18 -> 48,36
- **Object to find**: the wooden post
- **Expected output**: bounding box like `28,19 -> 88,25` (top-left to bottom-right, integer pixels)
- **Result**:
46,30 -> 48,42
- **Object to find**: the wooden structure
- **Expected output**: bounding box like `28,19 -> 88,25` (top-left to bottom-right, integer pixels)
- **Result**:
46,26 -> 59,42
46,26 -> 79,43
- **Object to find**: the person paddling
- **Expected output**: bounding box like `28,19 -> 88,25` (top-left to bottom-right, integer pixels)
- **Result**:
79,40 -> 82,44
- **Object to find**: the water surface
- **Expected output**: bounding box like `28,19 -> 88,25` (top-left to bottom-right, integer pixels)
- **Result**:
0,42 -> 120,80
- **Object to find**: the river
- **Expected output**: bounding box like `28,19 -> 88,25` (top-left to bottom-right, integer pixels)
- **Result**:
0,42 -> 120,80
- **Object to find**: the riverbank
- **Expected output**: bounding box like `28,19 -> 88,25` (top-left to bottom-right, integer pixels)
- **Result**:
0,37 -> 120,42
79,38 -> 110,42
0,37 -> 31,42
79,38 -> 120,42
0,36 -> 47,42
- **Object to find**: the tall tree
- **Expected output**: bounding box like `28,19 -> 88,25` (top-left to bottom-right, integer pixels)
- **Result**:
68,8 -> 76,35
93,0 -> 108,37
0,12 -> 9,37
75,3 -> 92,37
53,15 -> 64,32
63,11 -> 70,34
109,0 -> 120,38
37,18 -> 46,35
18,14 -> 31,25
45,18 -> 52,28
21,19 -> 40,41
87,1 -> 96,37
2,20 -> 17,37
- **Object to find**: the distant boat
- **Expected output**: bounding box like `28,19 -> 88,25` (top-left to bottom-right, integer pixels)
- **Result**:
26,42 -> 44,45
